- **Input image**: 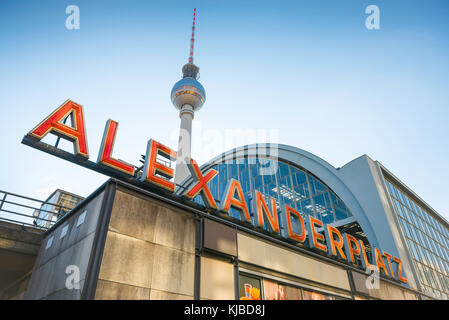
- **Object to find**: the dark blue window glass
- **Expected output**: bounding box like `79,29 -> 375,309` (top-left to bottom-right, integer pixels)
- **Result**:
319,208 -> 334,225
277,162 -> 290,179
309,176 -> 327,196
299,198 -> 314,216
191,158 -> 356,241
293,170 -> 307,186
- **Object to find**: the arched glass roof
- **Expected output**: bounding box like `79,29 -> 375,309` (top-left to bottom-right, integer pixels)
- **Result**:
191,156 -> 353,226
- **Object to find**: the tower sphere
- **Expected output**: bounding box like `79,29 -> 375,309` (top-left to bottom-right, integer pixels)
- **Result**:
171,64 -> 206,112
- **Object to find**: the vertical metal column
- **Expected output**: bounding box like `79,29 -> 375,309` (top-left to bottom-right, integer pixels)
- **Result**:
234,226 -> 240,300
346,269 -> 357,300
193,216 -> 203,300
0,193 -> 7,212
81,181 -> 117,300
233,258 -> 240,300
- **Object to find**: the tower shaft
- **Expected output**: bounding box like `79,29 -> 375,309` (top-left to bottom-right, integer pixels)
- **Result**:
171,8 -> 205,190
175,105 -> 194,186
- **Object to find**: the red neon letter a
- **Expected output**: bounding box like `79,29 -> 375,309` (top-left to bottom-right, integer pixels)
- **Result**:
27,100 -> 89,158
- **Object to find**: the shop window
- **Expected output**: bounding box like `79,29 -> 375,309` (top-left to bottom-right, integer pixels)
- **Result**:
239,274 -> 261,300
263,279 -> 302,300
239,273 -> 340,300
303,289 -> 333,300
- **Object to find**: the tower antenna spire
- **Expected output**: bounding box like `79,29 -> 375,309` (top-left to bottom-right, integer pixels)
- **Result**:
171,8 -> 206,188
189,8 -> 196,64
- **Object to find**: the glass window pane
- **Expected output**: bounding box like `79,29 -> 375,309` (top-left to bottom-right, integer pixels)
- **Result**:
313,194 -> 326,212
299,198 -> 314,216
402,193 -> 411,209
400,219 -> 410,239
415,262 -> 425,284
262,280 -> 302,300
409,200 -> 417,214
409,241 -> 419,259
402,206 -> 412,222
293,170 -> 307,186
239,274 -> 261,300
303,290 -> 333,300
263,171 -> 276,186
393,199 -> 402,217
277,162 -> 290,179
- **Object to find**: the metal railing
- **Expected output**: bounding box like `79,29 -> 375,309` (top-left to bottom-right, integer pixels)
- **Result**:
0,190 -> 74,231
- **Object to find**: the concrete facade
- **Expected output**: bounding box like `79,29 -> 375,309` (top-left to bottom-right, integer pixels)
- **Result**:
0,221 -> 44,299
23,189 -> 105,299
19,178 -> 429,300
198,144 -> 449,298
95,188 -> 196,299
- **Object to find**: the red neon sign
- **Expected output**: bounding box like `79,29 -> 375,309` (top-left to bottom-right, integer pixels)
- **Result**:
23,100 -> 409,285
98,119 -> 135,176
28,100 -> 88,158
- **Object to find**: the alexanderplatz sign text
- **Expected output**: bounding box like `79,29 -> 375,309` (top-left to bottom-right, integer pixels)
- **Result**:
22,100 -> 408,284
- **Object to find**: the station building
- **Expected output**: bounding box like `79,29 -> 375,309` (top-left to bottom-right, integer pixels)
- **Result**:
18,9 -> 449,301
21,143 -> 449,300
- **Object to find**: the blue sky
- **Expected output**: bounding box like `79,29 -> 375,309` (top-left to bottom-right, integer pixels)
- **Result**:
0,0 -> 448,220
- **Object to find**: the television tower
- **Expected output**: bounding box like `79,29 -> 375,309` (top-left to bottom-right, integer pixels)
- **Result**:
171,8 -> 206,187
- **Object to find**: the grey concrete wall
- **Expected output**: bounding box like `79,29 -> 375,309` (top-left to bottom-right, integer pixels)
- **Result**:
0,221 -> 43,256
23,190 -> 105,299
94,188 -> 196,300
351,270 -> 418,300
0,221 -> 44,299
200,257 -> 234,300
237,232 -> 351,292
